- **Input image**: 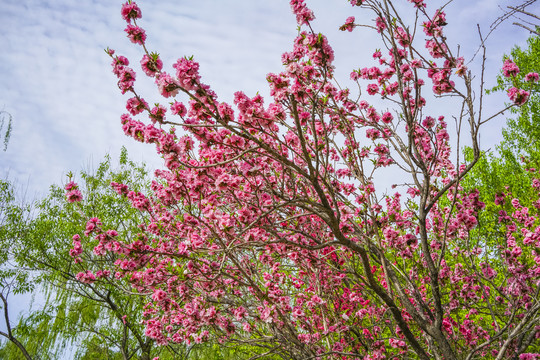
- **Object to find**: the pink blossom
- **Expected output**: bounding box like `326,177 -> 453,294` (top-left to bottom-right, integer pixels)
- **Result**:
290,0 -> 315,26
126,96 -> 148,115
425,39 -> 447,58
367,83 -> 379,95
140,54 -> 163,77
155,73 -> 179,98
173,57 -> 201,91
149,104 -> 167,124
502,58 -> 520,78
525,72 -> 539,82
152,289 -> 167,302
124,24 -> 146,45
332,342 -> 343,352
217,102 -> 235,123
84,218 -> 102,236
341,16 -> 355,32
111,181 -> 129,196
121,1 -> 142,23
381,112 -> 393,124
455,57 -> 467,76
111,55 -> 129,78
519,354 -> 539,360
70,234 -> 83,257
385,81 -> 399,95
495,192 -> 506,205
64,181 -> 77,191
242,322 -> 252,332
170,101 -> 187,117
375,17 -> 386,33
432,10 -> 447,27
395,27 -> 410,47
298,333 -> 310,343
423,20 -> 442,37
389,338 -> 407,348
507,87 -> 530,106
408,0 -> 425,8
66,189 -> 82,203
76,271 -> 96,284
112,55 -> 129,68
117,67 -> 136,94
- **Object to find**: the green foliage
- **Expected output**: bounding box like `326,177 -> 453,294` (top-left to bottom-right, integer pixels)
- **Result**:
0,148 -> 188,359
463,34 -> 540,260
489,35 -> 540,162
0,110 -> 12,151
77,337 -> 124,360
0,179 -> 39,360
0,178 -> 32,291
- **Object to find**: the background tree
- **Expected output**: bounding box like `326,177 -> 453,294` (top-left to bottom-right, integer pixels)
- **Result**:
492,34 -> 540,165
0,110 -> 13,151
463,33 -> 540,244
494,0 -> 540,37
0,178 -> 34,359
0,149 -> 196,359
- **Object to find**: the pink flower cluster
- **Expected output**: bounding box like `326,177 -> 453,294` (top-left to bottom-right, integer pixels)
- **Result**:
84,217 -> 102,237
428,66 -> 455,94
155,73 -> 179,98
110,53 -> 136,94
508,87 -> 530,106
340,16 -> 355,32
65,181 -> 82,203
70,1 -> 540,358
141,53 -> 163,77
76,270 -> 96,284
290,0 -> 315,26
126,96 -> 148,115
502,58 -> 520,77
125,24 -> 146,45
408,0 -> 425,8
121,2 -> 146,46
172,58 -> 201,91
69,234 -> 83,258
121,1 -> 142,23
525,72 -> 539,82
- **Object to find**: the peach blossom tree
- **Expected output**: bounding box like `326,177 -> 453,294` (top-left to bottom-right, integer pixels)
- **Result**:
68,1 -> 540,359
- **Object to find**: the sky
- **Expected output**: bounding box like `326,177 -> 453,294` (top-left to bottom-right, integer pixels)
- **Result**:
1,0 -> 538,199
0,0 -> 539,354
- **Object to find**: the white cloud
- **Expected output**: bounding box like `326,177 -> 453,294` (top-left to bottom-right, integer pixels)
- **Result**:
2,0 -> 535,196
